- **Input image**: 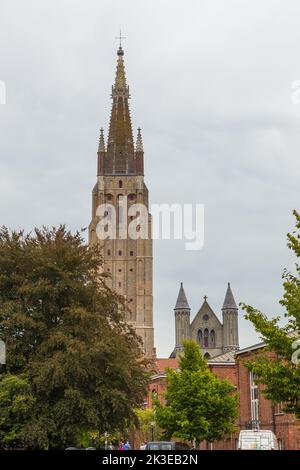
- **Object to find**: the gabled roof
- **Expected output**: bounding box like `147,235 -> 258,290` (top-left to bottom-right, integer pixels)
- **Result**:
174,282 -> 190,310
191,298 -> 223,329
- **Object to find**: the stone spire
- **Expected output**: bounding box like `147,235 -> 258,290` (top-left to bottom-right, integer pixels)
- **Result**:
136,127 -> 144,152
175,282 -> 190,310
105,46 -> 135,174
135,127 -> 144,175
98,127 -> 105,153
174,282 -> 191,356
222,282 -> 238,309
222,282 -> 239,352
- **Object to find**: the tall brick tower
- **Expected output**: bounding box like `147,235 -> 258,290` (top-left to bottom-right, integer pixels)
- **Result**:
89,45 -> 154,357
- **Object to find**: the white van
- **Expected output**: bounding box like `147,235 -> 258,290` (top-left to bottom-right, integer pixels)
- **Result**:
237,430 -> 279,450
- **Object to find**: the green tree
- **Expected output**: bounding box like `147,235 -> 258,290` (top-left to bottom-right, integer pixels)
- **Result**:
0,226 -> 150,448
242,210 -> 300,418
155,340 -> 238,447
135,408 -> 162,443
0,374 -> 35,449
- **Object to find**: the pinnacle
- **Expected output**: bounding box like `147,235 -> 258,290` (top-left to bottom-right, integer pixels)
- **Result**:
174,282 -> 190,310
98,128 -> 105,152
136,127 -> 144,152
222,282 -> 238,309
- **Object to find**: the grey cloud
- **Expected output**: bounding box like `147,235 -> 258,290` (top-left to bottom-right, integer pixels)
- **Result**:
0,0 -> 299,357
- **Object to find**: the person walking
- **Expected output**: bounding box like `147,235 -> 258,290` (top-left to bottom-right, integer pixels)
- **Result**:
124,440 -> 131,450
118,441 -> 125,450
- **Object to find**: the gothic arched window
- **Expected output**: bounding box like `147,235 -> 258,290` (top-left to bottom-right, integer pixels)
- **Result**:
119,180 -> 123,188
197,329 -> 203,345
211,330 -> 216,347
204,328 -> 209,348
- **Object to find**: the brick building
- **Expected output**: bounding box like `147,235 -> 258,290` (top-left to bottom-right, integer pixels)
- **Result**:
148,342 -> 300,450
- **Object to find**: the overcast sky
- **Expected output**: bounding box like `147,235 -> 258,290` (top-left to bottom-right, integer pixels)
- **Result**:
0,0 -> 299,357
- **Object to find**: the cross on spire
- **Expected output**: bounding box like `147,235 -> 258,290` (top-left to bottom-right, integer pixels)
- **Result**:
115,30 -> 126,48
204,295 -> 208,301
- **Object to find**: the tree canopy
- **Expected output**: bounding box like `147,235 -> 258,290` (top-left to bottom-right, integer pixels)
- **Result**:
0,374 -> 35,448
242,210 -> 300,418
155,340 -> 238,446
0,226 -> 150,448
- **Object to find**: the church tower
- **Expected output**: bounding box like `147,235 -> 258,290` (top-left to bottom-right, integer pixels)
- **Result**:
174,283 -> 191,355
222,282 -> 239,352
89,45 -> 154,357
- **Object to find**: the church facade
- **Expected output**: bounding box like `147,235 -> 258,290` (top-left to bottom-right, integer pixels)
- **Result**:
88,45 -> 154,357
171,282 -> 239,358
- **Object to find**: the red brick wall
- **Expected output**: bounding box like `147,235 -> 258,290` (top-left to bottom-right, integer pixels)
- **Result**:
210,364 -> 237,386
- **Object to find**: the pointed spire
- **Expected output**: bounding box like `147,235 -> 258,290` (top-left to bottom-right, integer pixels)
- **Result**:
106,47 -> 135,174
174,282 -> 190,310
98,128 -> 105,152
222,282 -> 238,309
136,127 -> 144,152
113,46 -> 127,93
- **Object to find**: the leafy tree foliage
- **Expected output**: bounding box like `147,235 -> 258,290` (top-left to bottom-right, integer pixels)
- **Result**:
155,340 -> 238,446
0,226 -> 149,448
135,408 -> 162,443
242,210 -> 300,418
0,374 -> 35,449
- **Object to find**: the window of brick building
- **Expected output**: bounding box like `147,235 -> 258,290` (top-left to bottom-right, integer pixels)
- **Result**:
250,371 -> 259,427
278,439 -> 284,450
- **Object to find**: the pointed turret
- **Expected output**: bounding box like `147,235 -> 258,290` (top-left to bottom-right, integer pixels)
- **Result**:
135,127 -> 144,175
222,282 -> 239,352
97,127 -> 106,176
174,283 -> 191,356
98,127 -> 105,153
222,282 -> 238,309
175,282 -> 190,310
136,127 -> 144,152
